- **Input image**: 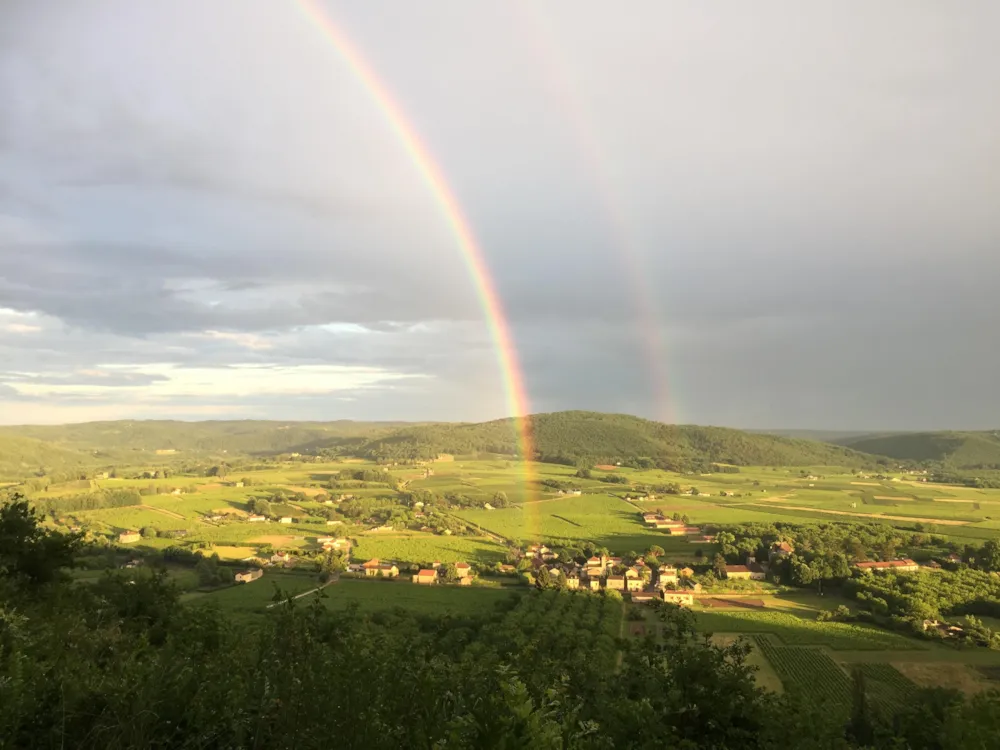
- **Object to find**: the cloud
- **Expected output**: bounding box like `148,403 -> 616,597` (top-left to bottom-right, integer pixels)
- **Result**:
0,1 -> 998,428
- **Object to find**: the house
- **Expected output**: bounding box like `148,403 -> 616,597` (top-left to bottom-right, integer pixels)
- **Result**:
625,577 -> 643,592
347,563 -> 365,573
725,565 -> 753,580
662,590 -> 694,606
606,575 -> 625,591
587,578 -> 601,591
855,559 -> 919,573
498,564 -> 516,574
455,562 -> 473,577
118,530 -> 141,544
279,517 -> 292,524
658,565 -> 678,585
678,566 -> 695,578
586,556 -> 604,568
769,541 -> 794,562
316,536 -> 335,545
326,520 -> 343,526
631,592 -> 657,603
412,569 -> 438,585
653,519 -> 683,530
624,567 -> 640,579
362,559 -> 384,576
457,577 -> 472,586
235,568 -> 264,583
565,575 -> 580,590
608,556 -> 623,567
377,563 -> 399,578
247,515 -> 267,523
747,562 -> 767,580
322,538 -> 351,552
947,554 -> 963,565
270,553 -> 290,565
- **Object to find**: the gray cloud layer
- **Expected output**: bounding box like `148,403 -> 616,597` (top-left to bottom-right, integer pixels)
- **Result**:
1,1 -> 999,428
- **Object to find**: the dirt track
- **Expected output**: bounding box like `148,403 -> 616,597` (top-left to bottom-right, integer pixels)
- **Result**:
745,503 -> 970,525
139,505 -> 185,520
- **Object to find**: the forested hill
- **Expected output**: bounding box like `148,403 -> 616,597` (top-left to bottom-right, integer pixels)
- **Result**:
836,430 -> 1000,469
360,411 -> 878,468
0,435 -> 91,479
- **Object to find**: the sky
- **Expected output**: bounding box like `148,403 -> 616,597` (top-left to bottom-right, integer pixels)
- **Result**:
1,1 -> 999,430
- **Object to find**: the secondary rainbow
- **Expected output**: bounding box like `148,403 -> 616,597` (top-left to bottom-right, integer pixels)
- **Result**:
294,1 -> 538,489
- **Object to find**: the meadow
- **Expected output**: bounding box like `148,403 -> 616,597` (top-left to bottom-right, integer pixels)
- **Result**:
189,574 -> 521,618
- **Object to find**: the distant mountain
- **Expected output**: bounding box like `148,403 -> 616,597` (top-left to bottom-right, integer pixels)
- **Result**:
836,431 -> 1000,469
0,420 -> 413,461
360,411 -> 877,468
0,435 -> 91,480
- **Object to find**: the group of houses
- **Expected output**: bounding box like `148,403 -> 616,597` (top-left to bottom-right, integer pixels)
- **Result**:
523,545 -> 704,604
411,561 -> 474,586
640,512 -> 702,537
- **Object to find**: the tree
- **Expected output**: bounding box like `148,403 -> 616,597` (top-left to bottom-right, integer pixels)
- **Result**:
443,562 -> 460,583
647,544 -> 665,558
713,553 -> 728,579
979,540 -> 1000,572
0,495 -> 81,587
492,491 -> 509,509
141,526 -> 157,538
846,669 -> 875,746
534,566 -> 552,589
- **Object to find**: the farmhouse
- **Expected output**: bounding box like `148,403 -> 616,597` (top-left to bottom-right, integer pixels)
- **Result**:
747,562 -> 767,580
658,565 -> 678,586
279,517 -> 292,524
855,559 -> 919,573
270,553 -> 290,565
631,592 -> 657,604
455,562 -> 473,577
606,575 -> 625,591
412,569 -> 438,585
662,590 -> 694,606
587,578 -> 602,591
362,559 -> 399,577
457,577 -> 472,586
624,568 -> 640,579
498,564 -> 516,574
725,565 -> 753,580
678,566 -> 695,578
118,531 -> 141,544
235,568 -> 263,584
247,515 -> 267,523
625,577 -> 643,592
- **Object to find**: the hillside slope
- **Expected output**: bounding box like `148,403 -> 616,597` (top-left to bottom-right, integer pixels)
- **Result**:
838,431 -> 1000,469
0,435 -> 92,480
361,411 -> 876,468
0,420 -> 412,459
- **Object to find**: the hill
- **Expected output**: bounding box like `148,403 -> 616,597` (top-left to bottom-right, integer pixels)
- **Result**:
0,435 -> 92,480
0,420 -> 411,460
837,430 -> 1000,469
360,411 -> 877,469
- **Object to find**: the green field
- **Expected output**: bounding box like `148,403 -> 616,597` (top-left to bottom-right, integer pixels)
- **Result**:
190,574 -> 521,617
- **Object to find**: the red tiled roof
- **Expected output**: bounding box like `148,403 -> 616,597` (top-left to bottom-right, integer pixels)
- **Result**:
417,569 -> 436,577
725,565 -> 750,573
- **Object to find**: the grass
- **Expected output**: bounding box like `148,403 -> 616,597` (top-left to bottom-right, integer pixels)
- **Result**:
695,610 -> 920,650
190,574 -> 521,617
351,533 -> 507,565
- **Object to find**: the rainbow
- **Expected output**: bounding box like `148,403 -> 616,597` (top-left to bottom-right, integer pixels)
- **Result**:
510,2 -> 676,424
294,1 -> 538,503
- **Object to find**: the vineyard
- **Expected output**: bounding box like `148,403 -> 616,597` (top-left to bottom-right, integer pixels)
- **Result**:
694,611 -> 919,650
485,590 -> 623,676
854,663 -> 919,714
754,636 -> 852,714
754,637 -> 919,716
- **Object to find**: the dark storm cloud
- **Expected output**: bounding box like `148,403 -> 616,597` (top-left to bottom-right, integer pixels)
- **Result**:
1,0 -> 999,427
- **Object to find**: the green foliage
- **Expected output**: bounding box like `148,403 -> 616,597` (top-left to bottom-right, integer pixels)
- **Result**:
1,509 -> 999,748
695,611 -> 918,650
360,411 -> 876,468
840,430 -> 1000,469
